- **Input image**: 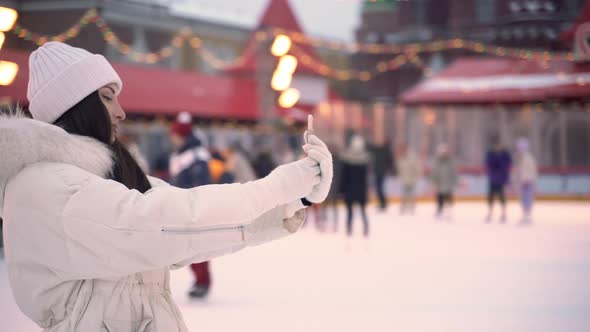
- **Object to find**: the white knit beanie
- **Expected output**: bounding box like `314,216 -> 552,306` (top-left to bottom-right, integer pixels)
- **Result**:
27,42 -> 123,123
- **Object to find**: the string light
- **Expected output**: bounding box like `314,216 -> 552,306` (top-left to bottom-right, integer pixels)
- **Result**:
0,7 -> 18,32
0,60 -> 19,85
270,35 -> 292,57
266,28 -> 580,62
276,55 -> 298,74
357,71 -> 370,81
289,43 -> 422,81
278,88 -> 300,108
9,7 -> 585,76
318,65 -> 331,75
255,31 -> 267,41
271,71 -> 292,91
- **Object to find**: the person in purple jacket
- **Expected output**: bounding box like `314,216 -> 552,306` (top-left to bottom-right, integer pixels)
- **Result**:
485,137 -> 512,223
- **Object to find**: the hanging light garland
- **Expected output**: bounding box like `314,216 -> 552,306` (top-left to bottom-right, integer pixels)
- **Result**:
11,8 -> 98,45
9,8 -> 428,79
289,43 -> 422,81
9,8 -> 582,80
267,28 -> 578,62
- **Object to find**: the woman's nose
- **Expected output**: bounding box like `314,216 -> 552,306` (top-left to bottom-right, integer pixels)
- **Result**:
117,105 -> 126,121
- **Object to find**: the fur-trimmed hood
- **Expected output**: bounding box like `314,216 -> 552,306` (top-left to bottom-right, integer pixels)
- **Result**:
0,110 -> 114,216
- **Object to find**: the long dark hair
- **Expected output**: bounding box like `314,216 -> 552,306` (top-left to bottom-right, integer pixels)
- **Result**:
54,91 -> 152,193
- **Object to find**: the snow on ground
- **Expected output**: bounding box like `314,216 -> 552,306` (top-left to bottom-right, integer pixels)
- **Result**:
1,201 -> 590,332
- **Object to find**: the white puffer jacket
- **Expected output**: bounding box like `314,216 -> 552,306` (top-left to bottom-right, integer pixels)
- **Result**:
0,113 -> 306,332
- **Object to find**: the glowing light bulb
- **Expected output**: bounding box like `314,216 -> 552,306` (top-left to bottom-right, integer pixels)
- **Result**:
0,61 -> 18,85
277,55 -> 298,74
271,35 -> 292,57
0,7 -> 18,32
271,71 -> 292,91
278,88 -> 300,108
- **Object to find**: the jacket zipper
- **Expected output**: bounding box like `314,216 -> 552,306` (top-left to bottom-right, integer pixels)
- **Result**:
161,224 -> 246,241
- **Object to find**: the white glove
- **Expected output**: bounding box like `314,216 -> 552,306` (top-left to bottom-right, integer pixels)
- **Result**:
244,205 -> 306,246
265,157 -> 321,205
302,133 -> 333,203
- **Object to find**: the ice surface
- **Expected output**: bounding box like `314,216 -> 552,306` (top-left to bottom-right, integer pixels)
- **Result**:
1,201 -> 589,332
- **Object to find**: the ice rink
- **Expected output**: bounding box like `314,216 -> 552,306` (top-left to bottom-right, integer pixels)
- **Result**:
1,201 -> 589,332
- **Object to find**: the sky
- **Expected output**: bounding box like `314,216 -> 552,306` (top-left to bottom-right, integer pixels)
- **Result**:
166,0 -> 362,41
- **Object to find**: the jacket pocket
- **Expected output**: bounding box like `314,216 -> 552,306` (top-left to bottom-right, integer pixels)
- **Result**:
103,318 -> 152,332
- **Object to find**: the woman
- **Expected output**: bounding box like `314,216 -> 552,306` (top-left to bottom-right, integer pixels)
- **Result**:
0,42 -> 333,331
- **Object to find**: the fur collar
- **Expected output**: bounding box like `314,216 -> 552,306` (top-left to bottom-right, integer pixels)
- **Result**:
0,110 -> 114,216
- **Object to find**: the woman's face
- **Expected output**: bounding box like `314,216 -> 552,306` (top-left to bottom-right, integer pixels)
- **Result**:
98,84 -> 126,143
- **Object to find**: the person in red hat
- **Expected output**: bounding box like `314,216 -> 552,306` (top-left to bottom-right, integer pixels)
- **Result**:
169,112 -> 215,298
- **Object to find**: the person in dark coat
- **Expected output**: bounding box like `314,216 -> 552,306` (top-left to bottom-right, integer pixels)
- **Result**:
0,217 -> 3,254
485,138 -> 512,223
252,149 -> 276,179
324,145 -> 343,231
340,134 -> 371,237
369,139 -> 394,211
168,113 -> 213,298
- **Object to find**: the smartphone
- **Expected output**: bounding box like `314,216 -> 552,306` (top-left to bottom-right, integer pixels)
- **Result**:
305,114 -> 314,143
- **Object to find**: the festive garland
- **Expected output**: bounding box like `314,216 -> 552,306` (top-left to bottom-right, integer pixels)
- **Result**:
10,8 -> 427,79
12,8 -> 98,45
267,27 -> 576,62
290,43 -> 419,81
9,8 -> 580,82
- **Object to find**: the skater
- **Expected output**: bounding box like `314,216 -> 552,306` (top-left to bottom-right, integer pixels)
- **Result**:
225,142 -> 257,184
513,138 -> 538,225
369,138 -> 394,211
324,144 -> 343,232
397,144 -> 422,215
0,42 -> 333,332
485,137 -> 512,223
430,143 -> 458,219
340,134 -> 370,237
0,217 -> 3,256
168,112 -> 214,299
252,146 -> 276,179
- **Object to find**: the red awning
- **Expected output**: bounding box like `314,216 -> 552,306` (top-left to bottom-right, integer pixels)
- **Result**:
400,57 -> 590,105
0,48 -> 259,120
